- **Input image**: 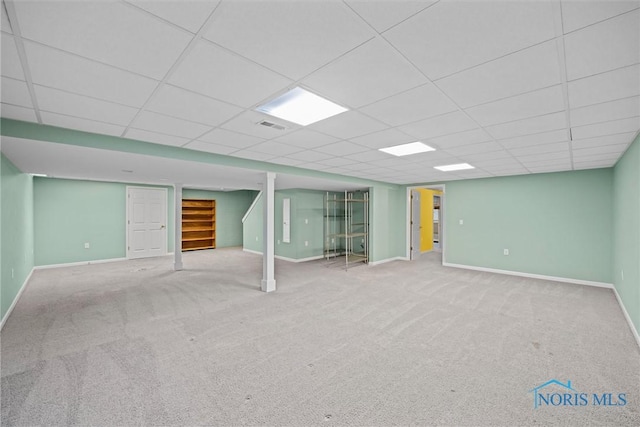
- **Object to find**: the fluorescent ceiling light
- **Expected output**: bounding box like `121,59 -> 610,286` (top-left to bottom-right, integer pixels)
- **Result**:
256,87 -> 348,126
434,163 -> 475,172
379,141 -> 435,157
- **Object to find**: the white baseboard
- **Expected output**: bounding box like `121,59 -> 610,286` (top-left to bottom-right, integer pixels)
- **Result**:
612,286 -> 640,349
442,262 -> 614,289
34,257 -> 127,270
241,248 -> 324,263
275,255 -> 324,263
368,256 -> 408,266
1,267 -> 34,331
242,248 -> 262,256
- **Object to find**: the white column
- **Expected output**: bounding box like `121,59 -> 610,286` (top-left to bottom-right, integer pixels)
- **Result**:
174,183 -> 183,271
261,172 -> 276,292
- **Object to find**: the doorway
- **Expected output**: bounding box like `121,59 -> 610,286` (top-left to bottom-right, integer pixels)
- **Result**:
126,186 -> 168,259
407,185 -> 445,261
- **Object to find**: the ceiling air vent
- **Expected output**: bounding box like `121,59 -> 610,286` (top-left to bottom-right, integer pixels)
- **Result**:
257,120 -> 287,131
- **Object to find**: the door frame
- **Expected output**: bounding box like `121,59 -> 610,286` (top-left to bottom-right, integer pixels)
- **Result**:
405,184 -> 446,263
126,186 -> 168,259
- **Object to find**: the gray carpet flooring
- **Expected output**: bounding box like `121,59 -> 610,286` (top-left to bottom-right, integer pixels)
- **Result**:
1,248 -> 639,426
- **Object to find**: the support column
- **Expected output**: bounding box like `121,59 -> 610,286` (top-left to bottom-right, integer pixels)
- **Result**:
174,183 -> 183,271
261,172 -> 276,292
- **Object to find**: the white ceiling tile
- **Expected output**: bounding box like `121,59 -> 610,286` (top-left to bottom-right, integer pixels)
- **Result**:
518,151 -> 571,164
146,85 -> 242,127
571,116 -> 640,140
490,167 -> 530,176
570,96 -> 640,127
572,143 -> 630,158
399,111 -> 477,139
229,150 -> 276,162
298,162 -> 333,171
349,128 -> 415,149
444,141 -> 504,156
1,3 -> 11,33
0,103 -> 36,122
345,0 -> 437,32
466,85 -> 565,126
303,38 -> 427,108
14,1 -> 192,79
169,40 -> 292,108
429,129 -> 493,149
340,161 -> 376,171
270,129 -> 339,149
314,141 -> 369,156
573,159 -> 619,170
315,157 -> 359,167
384,1 -> 556,79
359,83 -> 457,127
508,141 -> 569,157
198,128 -> 264,149
571,131 -> 637,148
472,157 -> 522,169
182,140 -> 238,156
131,111 -> 213,139
572,151 -> 623,163
308,110 -> 387,139
343,149 -> 392,163
561,1 -> 639,33
25,42 -> 158,107
1,35 -> 24,79
436,41 -> 562,108
459,150 -> 514,162
520,157 -> 572,168
527,164 -> 572,174
221,111 -> 298,139
564,10 -> 640,81
498,129 -> 569,150
125,128 -> 190,147
1,77 -> 32,108
568,64 -> 640,108
485,112 -> 567,140
204,1 -> 373,80
246,141 -> 304,157
125,0 -> 219,33
34,85 -> 139,126
286,150 -> 334,162
40,112 -> 125,136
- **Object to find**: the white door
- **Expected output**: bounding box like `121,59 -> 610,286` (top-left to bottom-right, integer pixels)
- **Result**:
411,190 -> 421,260
127,187 -> 167,259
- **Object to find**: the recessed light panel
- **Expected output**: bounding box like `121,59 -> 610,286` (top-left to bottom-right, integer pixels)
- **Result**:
256,87 -> 348,126
379,141 -> 435,157
434,163 -> 475,172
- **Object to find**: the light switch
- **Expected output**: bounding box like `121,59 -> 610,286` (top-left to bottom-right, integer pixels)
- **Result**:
459,219 -> 463,225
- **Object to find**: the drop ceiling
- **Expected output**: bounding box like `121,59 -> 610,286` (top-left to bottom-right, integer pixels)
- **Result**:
1,0 -> 639,189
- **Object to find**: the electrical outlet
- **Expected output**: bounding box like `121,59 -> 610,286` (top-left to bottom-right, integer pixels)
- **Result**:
255,236 -> 259,241
11,268 -> 14,279
621,269 -> 624,280
503,249 -> 509,256
305,218 -> 308,224
459,219 -> 464,225
84,242 -> 90,249
304,241 -> 309,247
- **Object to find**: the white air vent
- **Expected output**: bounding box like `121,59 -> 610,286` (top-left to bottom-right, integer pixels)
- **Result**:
257,120 -> 287,131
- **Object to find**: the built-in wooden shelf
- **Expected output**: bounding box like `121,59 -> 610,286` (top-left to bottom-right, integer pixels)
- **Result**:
182,199 -> 215,251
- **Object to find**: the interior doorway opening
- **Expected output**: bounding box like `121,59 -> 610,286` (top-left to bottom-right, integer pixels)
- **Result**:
407,185 -> 445,262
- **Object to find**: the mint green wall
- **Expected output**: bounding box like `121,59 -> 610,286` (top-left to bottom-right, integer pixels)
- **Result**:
613,135 -> 640,333
1,153 -> 34,321
34,178 -> 174,266
369,185 -> 406,263
443,168 -> 613,283
243,193 -> 263,253
182,189 -> 255,248
242,190 -> 326,260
